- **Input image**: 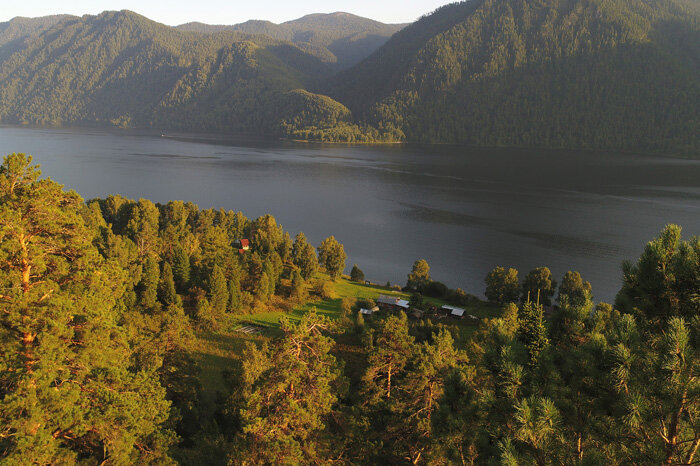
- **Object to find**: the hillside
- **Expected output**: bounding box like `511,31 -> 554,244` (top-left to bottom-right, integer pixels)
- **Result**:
0,10 -> 368,138
0,15 -> 74,46
0,1 -> 698,153
329,0 -> 700,154
177,12 -> 407,69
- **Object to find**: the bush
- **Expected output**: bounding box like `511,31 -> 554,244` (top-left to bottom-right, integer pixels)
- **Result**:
350,264 -> 365,282
355,298 -> 376,311
311,279 -> 336,299
423,280 -> 449,299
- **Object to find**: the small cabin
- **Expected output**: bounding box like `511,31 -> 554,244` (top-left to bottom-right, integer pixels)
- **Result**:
360,306 -> 379,316
442,305 -> 467,318
234,239 -> 250,254
377,295 -> 410,311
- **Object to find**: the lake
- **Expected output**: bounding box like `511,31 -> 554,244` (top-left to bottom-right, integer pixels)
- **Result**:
2,125 -> 699,302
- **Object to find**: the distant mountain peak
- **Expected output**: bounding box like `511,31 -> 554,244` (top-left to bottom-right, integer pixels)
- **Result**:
175,11 -> 406,69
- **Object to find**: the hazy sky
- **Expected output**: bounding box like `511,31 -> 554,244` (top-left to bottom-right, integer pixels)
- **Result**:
0,0 -> 453,25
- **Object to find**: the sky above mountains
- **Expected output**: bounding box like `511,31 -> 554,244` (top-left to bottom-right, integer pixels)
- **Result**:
1,0 -> 451,25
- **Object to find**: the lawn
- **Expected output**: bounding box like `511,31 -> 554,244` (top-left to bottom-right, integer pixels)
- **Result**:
190,274 -> 502,405
232,273 -> 409,330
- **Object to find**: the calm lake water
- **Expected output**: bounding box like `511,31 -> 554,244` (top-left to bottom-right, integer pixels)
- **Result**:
2,125 -> 699,302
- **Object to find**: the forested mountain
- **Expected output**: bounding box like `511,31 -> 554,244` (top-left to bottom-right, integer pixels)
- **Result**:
177,12 -> 407,69
0,0 -> 698,152
0,15 -> 73,47
0,10 -> 373,139
330,0 -> 700,153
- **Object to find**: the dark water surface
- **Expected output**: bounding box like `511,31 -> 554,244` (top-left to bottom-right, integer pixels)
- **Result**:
2,125 -> 699,302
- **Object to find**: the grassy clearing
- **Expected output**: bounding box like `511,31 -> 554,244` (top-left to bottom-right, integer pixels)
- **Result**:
190,330 -> 250,404
232,274 -> 409,330
190,274 -> 501,405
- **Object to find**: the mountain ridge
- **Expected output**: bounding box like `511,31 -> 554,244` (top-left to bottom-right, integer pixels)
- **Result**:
0,1 -> 697,154
328,0 -> 699,153
176,11 -> 407,69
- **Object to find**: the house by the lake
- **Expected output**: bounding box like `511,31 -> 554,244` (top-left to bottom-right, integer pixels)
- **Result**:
377,295 -> 410,311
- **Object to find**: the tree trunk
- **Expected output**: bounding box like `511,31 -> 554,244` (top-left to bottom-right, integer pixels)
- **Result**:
685,436 -> 700,465
577,433 -> 583,461
19,233 -> 36,372
387,364 -> 392,398
20,233 -> 31,294
663,390 -> 687,465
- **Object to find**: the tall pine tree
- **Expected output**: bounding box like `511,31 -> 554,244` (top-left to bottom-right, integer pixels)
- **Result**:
0,153 -> 173,463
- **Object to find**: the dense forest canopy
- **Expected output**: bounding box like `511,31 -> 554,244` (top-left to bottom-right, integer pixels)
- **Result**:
1,152 -> 698,463
329,0 -> 700,152
176,12 -> 407,69
0,0 -> 698,152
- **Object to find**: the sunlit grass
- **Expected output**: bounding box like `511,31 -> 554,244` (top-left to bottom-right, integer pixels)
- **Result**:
190,273 -> 501,405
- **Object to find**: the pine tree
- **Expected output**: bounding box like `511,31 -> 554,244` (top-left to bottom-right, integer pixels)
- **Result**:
350,264 -> 365,282
395,330 -> 468,463
363,312 -> 414,402
256,271 -> 271,303
234,311 -> 342,464
139,254 -> 160,310
228,276 -> 241,312
172,243 -> 190,293
616,224 -> 700,324
518,300 -> 549,367
292,232 -> 319,280
290,269 -> 306,300
208,264 -> 229,313
158,261 -> 180,307
0,153 -> 173,463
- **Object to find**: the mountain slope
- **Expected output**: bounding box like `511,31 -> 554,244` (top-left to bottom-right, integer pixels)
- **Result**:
0,2 -> 698,153
177,12 -> 407,69
329,0 -> 700,153
0,10 -> 363,137
0,15 -> 74,46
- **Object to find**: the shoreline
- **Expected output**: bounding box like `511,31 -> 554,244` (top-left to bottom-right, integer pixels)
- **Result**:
0,122 -> 695,160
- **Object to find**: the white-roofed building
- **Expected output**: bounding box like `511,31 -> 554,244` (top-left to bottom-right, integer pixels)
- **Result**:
442,305 -> 466,318
377,295 -> 410,311
360,306 -> 379,315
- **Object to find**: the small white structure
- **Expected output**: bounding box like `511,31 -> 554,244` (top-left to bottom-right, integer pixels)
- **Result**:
396,299 -> 410,309
442,305 -> 466,318
360,306 -> 379,316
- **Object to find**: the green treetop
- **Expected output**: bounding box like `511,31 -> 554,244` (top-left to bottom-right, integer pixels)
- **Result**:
0,153 -> 173,463
485,266 -> 520,305
407,259 -> 430,291
234,310 -> 342,464
522,267 -> 557,306
318,235 -> 347,281
292,232 -> 319,280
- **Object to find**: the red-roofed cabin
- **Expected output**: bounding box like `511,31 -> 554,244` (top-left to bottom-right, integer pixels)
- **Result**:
234,239 -> 250,253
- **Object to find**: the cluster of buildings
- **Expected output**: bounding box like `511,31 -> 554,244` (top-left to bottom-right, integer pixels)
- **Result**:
359,295 -> 479,321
